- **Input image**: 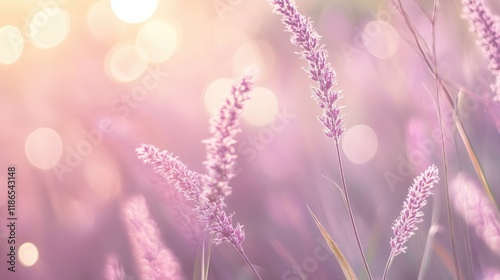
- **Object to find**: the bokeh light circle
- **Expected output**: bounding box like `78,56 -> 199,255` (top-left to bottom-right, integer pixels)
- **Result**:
136,20 -> 178,63
232,40 -> 275,79
87,1 -> 117,41
362,20 -> 399,59
105,42 -> 149,82
25,127 -> 63,169
342,125 -> 378,164
28,7 -> 70,49
243,87 -> 278,126
19,242 -> 39,267
0,25 -> 24,65
110,0 -> 158,23
204,78 -> 234,115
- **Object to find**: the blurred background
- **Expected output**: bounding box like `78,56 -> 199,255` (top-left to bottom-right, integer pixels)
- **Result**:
1,0 -> 500,279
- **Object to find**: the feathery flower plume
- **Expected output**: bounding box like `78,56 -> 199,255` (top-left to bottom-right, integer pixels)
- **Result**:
124,196 -> 184,280
105,255 -> 125,280
149,170 -> 203,244
451,173 -> 500,255
383,164 -> 439,280
268,2 -> 373,278
462,0 -> 500,100
137,144 -> 203,202
268,0 -> 344,142
203,71 -> 255,203
136,144 -> 246,247
136,71 -> 254,246
136,71 -> 262,279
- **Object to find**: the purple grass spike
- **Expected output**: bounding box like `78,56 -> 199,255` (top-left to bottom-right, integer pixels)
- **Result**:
124,196 -> 184,280
203,70 -> 255,203
105,255 -> 125,280
136,145 -> 246,248
268,0 -> 344,142
451,173 -> 500,256
383,164 -> 440,280
462,0 -> 500,100
137,144 -> 203,202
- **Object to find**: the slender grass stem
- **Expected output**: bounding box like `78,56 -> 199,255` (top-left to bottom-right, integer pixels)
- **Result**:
234,244 -> 263,280
335,143 -> 373,280
429,2 -> 461,278
395,1 -> 461,278
382,254 -> 393,280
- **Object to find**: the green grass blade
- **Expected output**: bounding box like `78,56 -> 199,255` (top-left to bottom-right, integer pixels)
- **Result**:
307,206 -> 358,280
454,114 -> 498,209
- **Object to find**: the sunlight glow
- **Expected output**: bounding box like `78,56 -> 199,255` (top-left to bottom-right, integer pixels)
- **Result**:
204,78 -> 234,115
28,7 -> 70,49
105,42 -> 149,82
0,25 -> 23,64
136,20 -> 178,63
342,125 -> 378,164
111,0 -> 158,24
87,1 -> 117,41
25,127 -> 63,170
242,87 -> 278,127
232,40 -> 275,79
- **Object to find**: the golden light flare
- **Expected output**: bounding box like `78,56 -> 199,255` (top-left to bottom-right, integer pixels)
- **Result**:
110,0 -> 158,24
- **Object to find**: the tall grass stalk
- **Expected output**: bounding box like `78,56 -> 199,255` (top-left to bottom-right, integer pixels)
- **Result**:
267,0 -> 372,278
137,70 -> 263,280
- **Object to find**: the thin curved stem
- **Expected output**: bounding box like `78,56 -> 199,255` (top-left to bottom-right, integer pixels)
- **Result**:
382,254 -> 394,280
234,244 -> 263,280
428,2 -> 461,278
395,0 -> 463,278
335,143 -> 373,280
